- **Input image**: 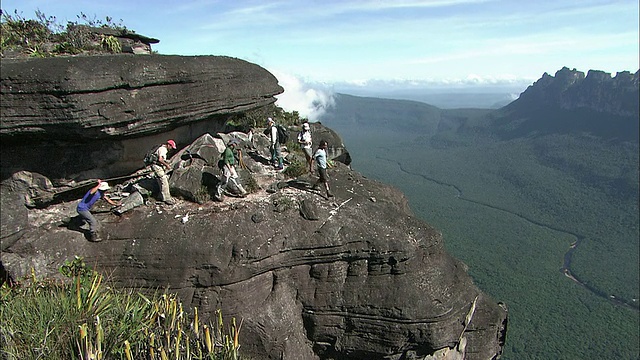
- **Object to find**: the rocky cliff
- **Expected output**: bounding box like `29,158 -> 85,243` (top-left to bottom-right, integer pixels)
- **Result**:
0,55 -> 507,360
1,54 -> 283,180
491,67 -> 640,142
509,67 -> 639,117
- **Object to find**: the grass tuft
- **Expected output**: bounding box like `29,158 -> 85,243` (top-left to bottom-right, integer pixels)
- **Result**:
1,257 -> 245,359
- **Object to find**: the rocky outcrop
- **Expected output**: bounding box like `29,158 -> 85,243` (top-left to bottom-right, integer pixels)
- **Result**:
510,67 -> 639,117
1,157 -> 507,360
0,55 -> 283,180
0,55 -> 506,359
492,67 -> 640,142
81,25 -> 160,54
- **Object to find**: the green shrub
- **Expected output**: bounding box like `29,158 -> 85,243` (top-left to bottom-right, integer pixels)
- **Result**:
243,173 -> 259,193
283,159 -> 307,179
194,185 -> 211,204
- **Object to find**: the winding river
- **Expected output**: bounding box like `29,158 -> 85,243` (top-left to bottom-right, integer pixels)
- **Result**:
376,155 -> 639,311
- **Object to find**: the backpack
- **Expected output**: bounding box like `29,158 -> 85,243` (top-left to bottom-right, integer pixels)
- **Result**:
143,144 -> 162,166
276,124 -> 289,144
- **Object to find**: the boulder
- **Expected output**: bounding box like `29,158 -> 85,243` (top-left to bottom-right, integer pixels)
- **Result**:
0,55 -> 283,180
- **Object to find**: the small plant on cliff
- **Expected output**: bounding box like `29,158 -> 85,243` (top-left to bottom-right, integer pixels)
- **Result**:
100,34 -> 121,53
1,257 -> 244,359
243,173 -> 260,193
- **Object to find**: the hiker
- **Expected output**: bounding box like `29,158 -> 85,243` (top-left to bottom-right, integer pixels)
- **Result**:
298,122 -> 313,173
216,139 -> 248,200
76,180 -> 120,241
267,117 -> 284,170
312,140 -> 334,198
150,139 -> 177,205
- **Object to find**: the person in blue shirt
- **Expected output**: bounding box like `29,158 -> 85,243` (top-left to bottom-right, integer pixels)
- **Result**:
311,140 -> 334,198
76,179 -> 120,241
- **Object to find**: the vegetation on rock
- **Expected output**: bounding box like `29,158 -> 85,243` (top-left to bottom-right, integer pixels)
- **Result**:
0,9 -> 129,57
0,256 -> 243,359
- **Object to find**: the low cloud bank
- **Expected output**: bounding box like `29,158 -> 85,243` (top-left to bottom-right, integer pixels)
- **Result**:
268,71 -> 531,112
270,70 -> 335,122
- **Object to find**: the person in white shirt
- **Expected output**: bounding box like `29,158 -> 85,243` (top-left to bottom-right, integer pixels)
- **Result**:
268,117 -> 284,170
298,122 -> 313,173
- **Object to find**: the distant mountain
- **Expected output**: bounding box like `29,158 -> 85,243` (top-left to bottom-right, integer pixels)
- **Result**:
487,67 -> 639,141
510,67 -> 639,117
335,89 -> 521,109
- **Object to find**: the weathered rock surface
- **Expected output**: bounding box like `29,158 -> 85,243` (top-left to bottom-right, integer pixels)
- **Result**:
1,54 -> 282,139
0,55 -> 283,180
0,54 -> 507,359
1,158 -> 507,360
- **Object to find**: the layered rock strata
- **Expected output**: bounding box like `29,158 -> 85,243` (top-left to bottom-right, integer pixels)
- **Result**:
0,55 -> 283,179
0,55 -> 506,359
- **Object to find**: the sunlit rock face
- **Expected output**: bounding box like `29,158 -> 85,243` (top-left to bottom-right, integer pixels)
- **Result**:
0,54 -> 506,360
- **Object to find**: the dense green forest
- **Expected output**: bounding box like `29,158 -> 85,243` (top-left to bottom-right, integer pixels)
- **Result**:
320,93 -> 639,360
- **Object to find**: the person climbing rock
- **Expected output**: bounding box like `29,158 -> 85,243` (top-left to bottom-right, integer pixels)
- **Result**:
216,139 -> 248,200
75,180 -> 120,242
149,139 -> 177,205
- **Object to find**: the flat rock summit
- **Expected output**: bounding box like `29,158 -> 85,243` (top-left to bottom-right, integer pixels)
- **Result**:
0,55 -> 507,360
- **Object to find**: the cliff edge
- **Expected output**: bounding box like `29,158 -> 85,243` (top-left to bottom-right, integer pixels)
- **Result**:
0,55 -> 507,360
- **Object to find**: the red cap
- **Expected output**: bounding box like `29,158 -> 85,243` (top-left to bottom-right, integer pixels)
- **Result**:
167,140 -> 177,149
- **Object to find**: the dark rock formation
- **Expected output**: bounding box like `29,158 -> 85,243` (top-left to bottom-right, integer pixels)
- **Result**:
1,160 -> 507,360
0,54 -> 507,360
493,67 -> 639,142
510,67 -> 639,117
0,55 -> 283,180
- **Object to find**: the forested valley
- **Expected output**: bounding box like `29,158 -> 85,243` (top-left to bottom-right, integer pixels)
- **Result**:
320,93 -> 639,360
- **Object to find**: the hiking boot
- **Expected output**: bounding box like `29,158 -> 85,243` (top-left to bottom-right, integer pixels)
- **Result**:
89,232 -> 102,242
327,191 -> 334,198
164,198 -> 176,205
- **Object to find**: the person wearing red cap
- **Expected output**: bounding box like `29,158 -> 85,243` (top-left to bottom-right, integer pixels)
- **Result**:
151,139 -> 177,205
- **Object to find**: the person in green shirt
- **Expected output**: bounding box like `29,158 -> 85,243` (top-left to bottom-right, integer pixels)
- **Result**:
216,139 -> 247,200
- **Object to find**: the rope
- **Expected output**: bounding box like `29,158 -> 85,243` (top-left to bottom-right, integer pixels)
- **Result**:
237,150 -> 248,170
29,168 -> 154,201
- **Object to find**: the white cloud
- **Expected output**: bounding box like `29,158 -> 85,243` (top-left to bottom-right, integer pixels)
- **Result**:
269,70 -> 335,122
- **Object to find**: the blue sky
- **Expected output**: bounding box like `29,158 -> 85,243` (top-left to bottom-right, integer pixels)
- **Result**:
3,0 -> 639,117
